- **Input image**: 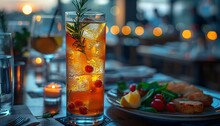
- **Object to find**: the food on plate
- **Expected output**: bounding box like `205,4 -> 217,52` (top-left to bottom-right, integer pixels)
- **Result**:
173,98 -> 204,114
186,92 -> 213,106
120,90 -> 141,108
167,82 -> 213,106
117,81 -> 213,114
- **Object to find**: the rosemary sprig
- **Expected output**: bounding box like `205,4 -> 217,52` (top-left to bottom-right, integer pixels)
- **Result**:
67,0 -> 90,58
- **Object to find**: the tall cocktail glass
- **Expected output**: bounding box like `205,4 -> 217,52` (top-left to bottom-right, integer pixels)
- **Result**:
65,11 -> 106,125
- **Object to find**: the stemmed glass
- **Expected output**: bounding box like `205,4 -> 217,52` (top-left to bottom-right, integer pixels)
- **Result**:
30,15 -> 63,84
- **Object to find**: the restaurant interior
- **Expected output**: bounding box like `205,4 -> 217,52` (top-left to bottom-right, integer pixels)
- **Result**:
0,0 -> 220,125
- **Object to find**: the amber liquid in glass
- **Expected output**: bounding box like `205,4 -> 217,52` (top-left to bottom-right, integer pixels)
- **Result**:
66,21 -> 106,124
31,36 -> 62,54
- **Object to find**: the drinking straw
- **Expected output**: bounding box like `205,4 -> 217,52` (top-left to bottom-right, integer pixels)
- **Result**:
48,7 -> 59,36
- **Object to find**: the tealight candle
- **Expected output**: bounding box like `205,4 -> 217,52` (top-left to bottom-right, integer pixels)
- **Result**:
44,82 -> 61,98
33,57 -> 44,66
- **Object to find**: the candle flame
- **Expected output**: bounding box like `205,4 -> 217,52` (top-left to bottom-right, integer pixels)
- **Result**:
52,85 -> 55,89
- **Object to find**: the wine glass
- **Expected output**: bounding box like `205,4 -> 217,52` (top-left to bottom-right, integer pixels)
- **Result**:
30,15 -> 63,84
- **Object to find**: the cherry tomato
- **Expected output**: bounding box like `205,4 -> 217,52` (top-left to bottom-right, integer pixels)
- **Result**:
85,65 -> 93,73
154,94 -> 164,100
129,83 -> 137,92
67,103 -> 75,111
151,99 -> 165,111
166,102 -> 176,112
138,89 -> 147,97
94,80 -> 102,88
79,106 -> 88,115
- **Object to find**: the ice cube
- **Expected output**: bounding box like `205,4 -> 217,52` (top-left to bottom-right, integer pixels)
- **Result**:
83,23 -> 105,40
88,58 -> 105,74
85,39 -> 105,59
68,75 -> 92,91
67,51 -> 87,75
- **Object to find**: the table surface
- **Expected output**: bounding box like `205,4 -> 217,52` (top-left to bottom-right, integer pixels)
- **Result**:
8,66 -> 220,126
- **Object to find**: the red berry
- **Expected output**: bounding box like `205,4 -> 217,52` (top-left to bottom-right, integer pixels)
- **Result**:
153,93 -> 165,103
166,102 -> 176,112
79,106 -> 88,115
67,103 -> 75,111
123,91 -> 129,95
129,84 -> 137,92
151,99 -> 165,111
94,80 -> 102,88
74,99 -> 83,107
85,65 -> 93,73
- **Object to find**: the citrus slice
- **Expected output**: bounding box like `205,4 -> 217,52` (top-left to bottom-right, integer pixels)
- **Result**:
120,90 -> 141,108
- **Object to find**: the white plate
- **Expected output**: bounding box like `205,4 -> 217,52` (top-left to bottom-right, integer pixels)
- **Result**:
106,89 -> 220,122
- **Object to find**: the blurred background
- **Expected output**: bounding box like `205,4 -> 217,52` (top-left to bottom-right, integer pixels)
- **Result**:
1,0 -> 220,91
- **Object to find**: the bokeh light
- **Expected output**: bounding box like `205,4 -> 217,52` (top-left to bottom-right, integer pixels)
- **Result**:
153,27 -> 163,37
22,4 -> 32,15
36,15 -> 42,22
135,26 -> 144,36
106,26 -> 109,33
207,31 -> 217,41
34,57 -> 43,65
57,22 -> 62,31
121,26 -> 131,35
110,6 -> 120,16
110,25 -> 120,35
94,0 -> 109,5
182,30 -> 192,39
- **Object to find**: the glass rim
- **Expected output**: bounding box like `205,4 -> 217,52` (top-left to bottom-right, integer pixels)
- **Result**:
32,15 -> 62,19
65,11 -> 105,16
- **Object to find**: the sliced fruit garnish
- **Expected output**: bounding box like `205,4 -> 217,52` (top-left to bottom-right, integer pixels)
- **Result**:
120,90 -> 141,108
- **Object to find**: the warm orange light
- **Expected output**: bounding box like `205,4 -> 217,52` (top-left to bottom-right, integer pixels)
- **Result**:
207,31 -> 217,41
106,26 -> 109,33
182,30 -> 192,39
35,57 -> 43,65
110,25 -> 120,35
153,27 -> 163,37
22,4 -> 32,15
36,15 -> 42,22
121,26 -> 131,35
135,26 -> 144,36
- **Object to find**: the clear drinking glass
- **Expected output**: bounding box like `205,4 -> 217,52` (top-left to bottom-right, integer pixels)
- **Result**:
65,11 -> 106,125
30,15 -> 63,84
0,33 -> 14,117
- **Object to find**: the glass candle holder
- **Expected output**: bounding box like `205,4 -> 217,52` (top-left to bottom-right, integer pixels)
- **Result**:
43,82 -> 62,104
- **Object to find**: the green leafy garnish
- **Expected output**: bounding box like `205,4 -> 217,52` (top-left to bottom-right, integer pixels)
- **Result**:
117,81 -> 127,92
161,90 -> 178,102
66,0 -> 90,58
42,112 -> 58,118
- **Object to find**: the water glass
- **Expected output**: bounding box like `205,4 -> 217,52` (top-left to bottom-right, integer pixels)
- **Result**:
0,33 -> 14,117
65,11 -> 106,125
